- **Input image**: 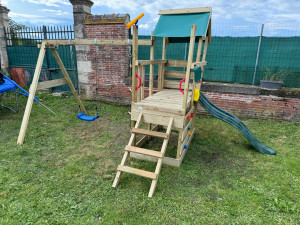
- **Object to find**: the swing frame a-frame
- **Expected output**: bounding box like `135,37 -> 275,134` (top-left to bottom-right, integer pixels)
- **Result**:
17,38 -> 151,145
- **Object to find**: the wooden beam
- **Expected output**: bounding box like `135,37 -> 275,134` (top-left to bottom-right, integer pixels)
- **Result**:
130,153 -> 181,167
125,145 -> 163,158
165,70 -> 194,79
163,80 -> 193,90
42,39 -> 151,46
182,25 -> 197,109
37,78 -> 67,90
166,60 -> 189,68
50,48 -> 87,115
117,165 -> 157,180
158,7 -> 212,15
135,59 -> 167,66
17,42 -> 46,145
131,128 -> 168,139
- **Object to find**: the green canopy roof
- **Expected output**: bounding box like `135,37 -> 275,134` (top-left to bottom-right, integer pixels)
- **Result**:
153,13 -> 210,38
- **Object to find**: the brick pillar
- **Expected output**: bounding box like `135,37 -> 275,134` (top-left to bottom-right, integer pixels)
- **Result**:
0,5 -> 10,74
69,0 -> 94,98
84,14 -> 131,103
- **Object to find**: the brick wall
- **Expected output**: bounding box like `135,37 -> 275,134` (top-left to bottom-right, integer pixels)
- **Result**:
84,23 -> 132,103
200,91 -> 300,121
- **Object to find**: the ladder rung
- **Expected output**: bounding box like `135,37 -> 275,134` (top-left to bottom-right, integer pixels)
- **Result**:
117,165 -> 157,180
131,128 -> 168,139
125,145 -> 163,158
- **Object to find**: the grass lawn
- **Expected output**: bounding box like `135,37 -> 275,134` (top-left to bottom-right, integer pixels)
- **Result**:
0,92 -> 299,224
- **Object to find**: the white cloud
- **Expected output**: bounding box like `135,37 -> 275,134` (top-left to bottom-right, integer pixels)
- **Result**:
9,11 -> 68,25
40,8 -> 69,16
10,12 -> 43,19
25,0 -> 70,7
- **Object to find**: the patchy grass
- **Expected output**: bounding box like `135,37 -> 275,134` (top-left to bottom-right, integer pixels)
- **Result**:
0,92 -> 299,224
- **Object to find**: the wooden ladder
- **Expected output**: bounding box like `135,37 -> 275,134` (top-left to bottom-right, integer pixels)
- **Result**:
112,113 -> 174,197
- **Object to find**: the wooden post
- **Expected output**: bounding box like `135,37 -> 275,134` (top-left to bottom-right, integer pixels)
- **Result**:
141,65 -> 145,100
149,33 -> 155,96
17,42 -> 47,145
159,37 -> 167,91
136,65 -> 141,102
50,48 -> 87,115
201,37 -> 208,81
131,25 -> 138,103
182,25 -> 197,109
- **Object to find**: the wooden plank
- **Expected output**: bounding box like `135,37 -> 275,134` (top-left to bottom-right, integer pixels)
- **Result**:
136,124 -> 159,147
117,166 -> 157,180
158,7 -> 212,15
179,128 -> 195,164
131,128 -> 168,139
181,117 -> 193,141
136,59 -> 167,66
17,42 -> 46,145
125,145 -> 163,158
131,25 -> 138,103
149,34 -> 155,96
177,129 -> 183,159
180,127 -> 195,155
166,60 -> 188,68
132,101 -> 186,114
165,70 -> 194,79
182,25 -> 196,110
37,78 -> 67,90
164,80 -> 193,90
43,39 -> 151,46
50,48 -> 87,115
131,111 -> 184,129
208,19 -> 212,44
130,152 -> 181,167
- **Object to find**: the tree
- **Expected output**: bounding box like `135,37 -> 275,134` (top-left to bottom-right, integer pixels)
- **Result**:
8,18 -> 30,45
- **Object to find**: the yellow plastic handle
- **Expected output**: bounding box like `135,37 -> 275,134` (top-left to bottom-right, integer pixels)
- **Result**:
126,13 -> 144,29
193,89 -> 200,102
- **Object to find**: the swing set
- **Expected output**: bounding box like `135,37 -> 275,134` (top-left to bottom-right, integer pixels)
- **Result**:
17,24 -> 151,145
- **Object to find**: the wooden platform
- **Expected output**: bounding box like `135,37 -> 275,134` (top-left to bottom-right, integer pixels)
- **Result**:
131,89 -> 192,129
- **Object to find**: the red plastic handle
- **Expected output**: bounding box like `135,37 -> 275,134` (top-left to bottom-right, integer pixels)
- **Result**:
135,73 -> 141,90
179,78 -> 186,95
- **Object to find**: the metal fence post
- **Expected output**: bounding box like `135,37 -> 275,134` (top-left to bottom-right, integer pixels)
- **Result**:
252,24 -> 264,86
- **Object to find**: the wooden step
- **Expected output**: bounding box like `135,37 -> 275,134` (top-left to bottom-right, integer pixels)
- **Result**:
125,145 -> 163,158
131,128 -> 168,139
117,165 -> 157,180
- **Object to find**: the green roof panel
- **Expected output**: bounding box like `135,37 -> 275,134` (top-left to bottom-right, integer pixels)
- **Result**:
153,13 -> 210,38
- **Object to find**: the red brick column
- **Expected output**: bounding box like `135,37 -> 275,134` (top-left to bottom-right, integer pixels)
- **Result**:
84,15 -> 131,103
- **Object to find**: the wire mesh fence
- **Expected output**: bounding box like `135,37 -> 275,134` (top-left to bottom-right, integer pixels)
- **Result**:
137,22 -> 300,88
4,22 -> 300,88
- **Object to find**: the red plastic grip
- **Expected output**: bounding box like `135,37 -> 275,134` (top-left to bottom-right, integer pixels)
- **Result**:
179,78 -> 186,95
135,73 -> 141,90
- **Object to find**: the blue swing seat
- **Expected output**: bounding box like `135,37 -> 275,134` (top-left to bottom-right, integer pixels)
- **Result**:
77,112 -> 100,121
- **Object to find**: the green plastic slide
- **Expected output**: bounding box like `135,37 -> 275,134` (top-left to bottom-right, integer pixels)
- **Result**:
199,91 -> 276,155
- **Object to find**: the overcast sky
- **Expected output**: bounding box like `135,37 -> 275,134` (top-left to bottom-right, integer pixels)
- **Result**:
1,0 -> 300,36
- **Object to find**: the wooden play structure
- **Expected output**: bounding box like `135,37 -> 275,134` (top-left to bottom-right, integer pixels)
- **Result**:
17,35 -> 151,145
113,7 -> 212,197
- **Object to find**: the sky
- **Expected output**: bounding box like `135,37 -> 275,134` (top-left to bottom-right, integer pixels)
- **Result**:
1,0 -> 300,36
